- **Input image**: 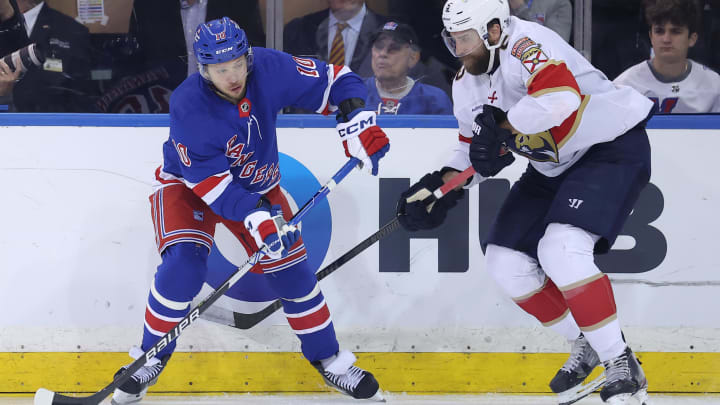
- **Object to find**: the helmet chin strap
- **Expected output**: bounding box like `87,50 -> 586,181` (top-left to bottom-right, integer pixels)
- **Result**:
483,31 -> 508,73
486,48 -> 496,73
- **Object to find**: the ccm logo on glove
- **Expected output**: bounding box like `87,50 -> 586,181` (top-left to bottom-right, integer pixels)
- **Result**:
337,114 -> 375,138
336,110 -> 390,176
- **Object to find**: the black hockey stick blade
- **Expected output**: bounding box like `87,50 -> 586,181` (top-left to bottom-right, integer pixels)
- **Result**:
34,388 -> 99,405
232,217 -> 401,329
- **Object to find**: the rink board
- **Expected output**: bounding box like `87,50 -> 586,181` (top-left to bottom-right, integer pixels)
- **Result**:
1,114 -> 719,394
3,352 -> 720,394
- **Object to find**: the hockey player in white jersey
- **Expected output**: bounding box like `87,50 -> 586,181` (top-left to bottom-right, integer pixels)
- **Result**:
396,0 -> 654,404
615,0 -> 720,113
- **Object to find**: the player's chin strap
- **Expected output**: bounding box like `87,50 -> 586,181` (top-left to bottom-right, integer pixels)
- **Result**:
485,35 -> 508,74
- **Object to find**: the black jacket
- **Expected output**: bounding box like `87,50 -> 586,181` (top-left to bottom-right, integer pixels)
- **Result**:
0,0 -> 29,57
130,0 -> 266,71
283,7 -> 387,78
13,3 -> 93,112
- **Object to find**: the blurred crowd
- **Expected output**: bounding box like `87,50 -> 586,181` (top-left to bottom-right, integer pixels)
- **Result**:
0,0 -> 718,114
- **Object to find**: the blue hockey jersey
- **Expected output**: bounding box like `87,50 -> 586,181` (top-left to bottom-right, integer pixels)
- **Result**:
158,47 -> 366,222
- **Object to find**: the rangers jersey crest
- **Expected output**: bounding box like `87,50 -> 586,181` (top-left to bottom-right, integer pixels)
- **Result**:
156,47 -> 359,221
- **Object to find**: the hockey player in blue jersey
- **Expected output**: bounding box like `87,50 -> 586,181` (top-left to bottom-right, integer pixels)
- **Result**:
110,17 -> 389,404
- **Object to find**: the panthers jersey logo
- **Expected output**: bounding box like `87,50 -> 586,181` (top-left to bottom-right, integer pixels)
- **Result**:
509,130 -> 559,163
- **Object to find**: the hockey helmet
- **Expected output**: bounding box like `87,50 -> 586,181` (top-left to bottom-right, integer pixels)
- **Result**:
193,17 -> 253,68
441,0 -> 510,57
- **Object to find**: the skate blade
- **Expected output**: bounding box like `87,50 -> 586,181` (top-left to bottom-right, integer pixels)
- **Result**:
110,387 -> 147,405
370,389 -> 386,402
557,373 -> 606,405
606,388 -> 649,405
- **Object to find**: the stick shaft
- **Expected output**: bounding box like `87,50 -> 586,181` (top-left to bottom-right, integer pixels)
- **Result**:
231,166 -> 476,329
35,158 -> 360,405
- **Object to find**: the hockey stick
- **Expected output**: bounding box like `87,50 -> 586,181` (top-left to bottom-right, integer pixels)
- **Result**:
231,166 -> 477,329
33,158 -> 361,405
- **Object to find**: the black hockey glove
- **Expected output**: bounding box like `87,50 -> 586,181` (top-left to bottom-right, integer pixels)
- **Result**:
396,171 -> 465,232
469,105 -> 515,177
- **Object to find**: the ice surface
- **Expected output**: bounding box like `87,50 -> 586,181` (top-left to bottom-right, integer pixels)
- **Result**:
6,393 -> 720,405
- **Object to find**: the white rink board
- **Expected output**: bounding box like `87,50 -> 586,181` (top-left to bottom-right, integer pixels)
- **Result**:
0,126 -> 718,352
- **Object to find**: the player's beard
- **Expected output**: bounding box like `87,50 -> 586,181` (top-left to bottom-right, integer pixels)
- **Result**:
462,48 -> 499,75
462,51 -> 490,75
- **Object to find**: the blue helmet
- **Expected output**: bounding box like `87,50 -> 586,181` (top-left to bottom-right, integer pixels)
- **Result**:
193,17 -> 251,65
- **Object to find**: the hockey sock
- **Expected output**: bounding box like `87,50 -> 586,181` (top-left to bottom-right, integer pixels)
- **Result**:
561,273 -> 625,361
514,278 -> 580,341
141,243 -> 208,359
262,243 -> 339,362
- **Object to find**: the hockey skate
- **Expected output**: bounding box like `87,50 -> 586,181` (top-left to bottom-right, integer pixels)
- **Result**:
110,346 -> 170,405
312,350 -> 384,401
600,346 -> 649,404
550,334 -> 606,405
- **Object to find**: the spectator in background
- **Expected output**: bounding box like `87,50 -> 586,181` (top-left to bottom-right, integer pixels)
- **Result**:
365,21 -> 452,115
131,0 -> 265,77
387,0 -> 460,94
284,0 -> 387,78
0,0 -> 29,109
509,0 -> 572,42
7,0 -> 94,112
615,0 -> 720,113
95,0 -> 266,113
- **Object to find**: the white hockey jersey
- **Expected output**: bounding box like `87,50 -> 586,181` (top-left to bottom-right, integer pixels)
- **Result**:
447,17 -> 654,179
614,59 -> 720,114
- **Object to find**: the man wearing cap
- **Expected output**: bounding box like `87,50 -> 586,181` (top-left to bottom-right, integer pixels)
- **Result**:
365,21 -> 453,115
284,0 -> 387,78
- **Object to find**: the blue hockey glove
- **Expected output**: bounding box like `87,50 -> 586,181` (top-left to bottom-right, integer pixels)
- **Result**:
244,205 -> 300,259
396,171 -> 465,232
336,110 -> 390,175
469,105 -> 515,177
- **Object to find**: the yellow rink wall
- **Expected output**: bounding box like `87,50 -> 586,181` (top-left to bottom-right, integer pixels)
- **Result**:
5,352 -> 720,394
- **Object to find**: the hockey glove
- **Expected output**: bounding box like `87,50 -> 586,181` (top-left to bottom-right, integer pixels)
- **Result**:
396,171 -> 465,232
469,105 -> 515,177
336,110 -> 390,175
244,205 -> 300,259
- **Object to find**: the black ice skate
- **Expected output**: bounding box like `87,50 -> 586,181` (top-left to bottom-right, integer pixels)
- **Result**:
110,346 -> 170,405
312,350 -> 384,401
550,334 -> 606,405
600,346 -> 649,404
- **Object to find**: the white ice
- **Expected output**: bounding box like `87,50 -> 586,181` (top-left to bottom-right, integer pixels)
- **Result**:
6,394 -> 720,405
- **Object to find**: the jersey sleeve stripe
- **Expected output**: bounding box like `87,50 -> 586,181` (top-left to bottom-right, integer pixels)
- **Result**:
189,172 -> 232,205
551,94 -> 591,148
526,60 -> 581,99
316,65 -> 352,115
459,134 -> 472,144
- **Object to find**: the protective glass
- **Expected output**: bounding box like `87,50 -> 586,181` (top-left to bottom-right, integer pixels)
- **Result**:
441,28 -> 483,58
